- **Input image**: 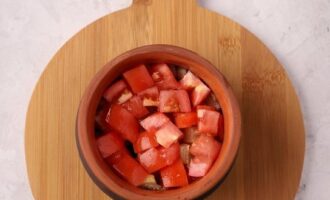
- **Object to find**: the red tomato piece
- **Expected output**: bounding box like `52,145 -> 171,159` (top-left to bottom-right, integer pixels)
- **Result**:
107,104 -> 139,143
122,96 -> 149,119
103,80 -> 127,102
159,90 -> 191,113
138,148 -> 167,173
160,159 -> 188,188
95,104 -> 111,132
116,89 -> 133,104
159,142 -> 180,165
190,134 -> 221,161
140,112 -> 170,132
174,112 -> 198,128
196,105 -> 215,111
188,157 -> 212,177
155,121 -> 183,148
106,150 -> 149,186
138,86 -> 159,106
191,82 -> 210,106
218,114 -> 224,142
123,64 -> 154,93
180,71 -> 201,90
133,131 -> 159,153
97,132 -> 124,158
150,63 -> 179,90
197,108 -> 220,135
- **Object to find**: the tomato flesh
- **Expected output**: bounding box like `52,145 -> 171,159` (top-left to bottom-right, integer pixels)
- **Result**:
103,80 -> 127,102
133,131 -> 159,153
188,157 -> 212,177
155,121 -> 183,148
123,64 -> 154,93
158,142 -> 180,165
97,132 -> 124,158
179,71 -> 200,90
218,114 -> 224,142
140,112 -> 170,132
159,90 -> 191,113
107,104 -> 139,143
150,63 -> 179,89
95,104 -> 111,131
106,150 -> 149,186
191,82 -> 210,106
174,112 -> 198,128
190,134 -> 221,161
122,95 -> 149,119
160,159 -> 188,188
138,86 -> 159,106
197,108 -> 220,135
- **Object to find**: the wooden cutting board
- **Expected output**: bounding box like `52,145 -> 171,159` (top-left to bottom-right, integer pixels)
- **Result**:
25,0 -> 305,199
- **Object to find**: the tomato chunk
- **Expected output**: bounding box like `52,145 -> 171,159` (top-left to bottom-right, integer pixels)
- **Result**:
183,127 -> 200,144
133,131 -> 159,153
97,132 -> 124,158
123,64 -> 154,93
103,80 -> 127,102
106,150 -> 149,186
180,71 -> 200,90
196,105 -> 215,111
190,134 -> 221,161
160,159 -> 188,188
140,112 -> 170,132
197,108 -> 220,135
191,82 -> 210,106
107,104 -> 139,143
159,142 -> 180,165
159,90 -> 191,113
138,148 -> 167,173
218,114 -> 224,142
150,63 -> 179,89
138,86 -> 159,107
155,121 -> 183,148
95,104 -> 111,132
122,96 -> 149,119
174,112 -> 198,128
188,157 -> 212,177
116,89 -> 133,104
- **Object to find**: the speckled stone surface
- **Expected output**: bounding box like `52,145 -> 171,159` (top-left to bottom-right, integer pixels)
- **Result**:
0,0 -> 329,199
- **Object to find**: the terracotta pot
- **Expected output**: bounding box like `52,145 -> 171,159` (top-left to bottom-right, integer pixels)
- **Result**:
76,44 -> 241,200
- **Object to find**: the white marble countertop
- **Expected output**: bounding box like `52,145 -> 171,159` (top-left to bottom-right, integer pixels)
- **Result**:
0,0 -> 329,199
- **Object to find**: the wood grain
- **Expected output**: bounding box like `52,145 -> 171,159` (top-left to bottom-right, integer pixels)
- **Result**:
25,0 -> 305,199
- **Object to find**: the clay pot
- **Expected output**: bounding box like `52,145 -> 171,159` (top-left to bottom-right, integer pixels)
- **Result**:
76,44 -> 241,200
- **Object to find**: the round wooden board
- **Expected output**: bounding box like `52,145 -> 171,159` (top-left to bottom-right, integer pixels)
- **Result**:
25,0 -> 305,199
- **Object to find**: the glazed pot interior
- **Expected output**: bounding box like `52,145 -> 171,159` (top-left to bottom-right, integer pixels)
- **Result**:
77,45 -> 240,200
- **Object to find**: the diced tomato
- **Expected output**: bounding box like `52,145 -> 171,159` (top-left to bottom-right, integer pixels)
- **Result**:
123,64 -> 154,93
140,112 -> 170,132
116,89 -> 133,104
155,121 -> 183,148
196,105 -> 215,111
180,144 -> 191,165
133,131 -> 159,153
180,71 -> 201,90
122,96 -> 149,119
107,104 -> 139,143
97,132 -> 124,158
188,157 -> 212,177
160,159 -> 188,188
159,90 -> 191,113
218,114 -> 224,142
159,142 -> 180,165
183,127 -> 200,144
106,150 -> 149,186
138,86 -> 159,107
190,134 -> 221,161
150,63 -> 179,89
138,148 -> 167,173
191,82 -> 210,106
95,104 -> 111,131
103,80 -> 127,102
197,108 -> 220,135
174,112 -> 198,128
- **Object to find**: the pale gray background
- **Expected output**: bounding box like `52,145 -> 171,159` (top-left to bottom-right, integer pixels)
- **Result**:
1,0 -> 330,199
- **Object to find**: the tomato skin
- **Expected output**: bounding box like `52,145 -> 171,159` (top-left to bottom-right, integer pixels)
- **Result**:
158,142 -> 180,166
155,121 -> 183,148
123,64 -> 154,93
174,112 -> 198,128
159,90 -> 191,113
150,63 -> 179,90
103,80 -> 127,102
190,134 -> 221,161
197,108 -> 220,135
138,86 -> 159,107
140,112 -> 170,132
133,131 -> 159,153
218,114 -> 224,142
160,159 -> 188,188
97,132 -> 124,158
106,150 -> 149,186
107,104 -> 139,143
138,148 -> 167,173
122,95 -> 149,119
